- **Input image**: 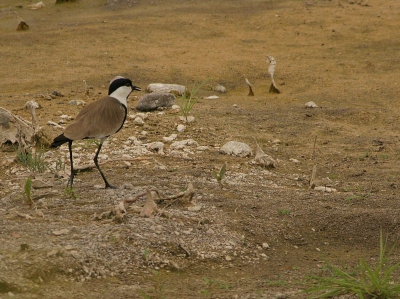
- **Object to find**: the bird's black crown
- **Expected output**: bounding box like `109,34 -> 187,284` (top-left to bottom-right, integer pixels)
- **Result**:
108,78 -> 133,95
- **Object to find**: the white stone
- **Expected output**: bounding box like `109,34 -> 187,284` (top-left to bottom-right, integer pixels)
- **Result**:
177,124 -> 186,132
305,101 -> 318,108
220,141 -> 252,157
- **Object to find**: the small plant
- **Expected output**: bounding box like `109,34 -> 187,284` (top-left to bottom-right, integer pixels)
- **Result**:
23,177 -> 34,206
305,231 -> 400,298
16,146 -> 47,173
138,270 -> 166,299
179,80 -> 207,122
278,209 -> 291,215
265,279 -> 287,287
200,277 -> 232,295
64,186 -> 78,199
213,163 -> 226,189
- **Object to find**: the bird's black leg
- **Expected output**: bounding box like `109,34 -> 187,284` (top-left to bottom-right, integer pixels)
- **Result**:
67,141 -> 74,189
94,140 -> 116,189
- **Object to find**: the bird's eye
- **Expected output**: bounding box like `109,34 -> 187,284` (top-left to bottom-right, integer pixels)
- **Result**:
125,83 -> 131,87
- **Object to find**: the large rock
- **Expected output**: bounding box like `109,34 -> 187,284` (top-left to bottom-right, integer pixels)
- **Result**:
136,92 -> 176,111
146,83 -> 186,95
220,141 -> 252,157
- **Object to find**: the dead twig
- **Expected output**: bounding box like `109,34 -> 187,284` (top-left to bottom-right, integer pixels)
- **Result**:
309,136 -> 317,189
245,78 -> 255,96
267,56 -> 281,94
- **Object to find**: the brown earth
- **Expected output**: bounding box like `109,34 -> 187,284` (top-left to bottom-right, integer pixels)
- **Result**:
1,0 -> 400,298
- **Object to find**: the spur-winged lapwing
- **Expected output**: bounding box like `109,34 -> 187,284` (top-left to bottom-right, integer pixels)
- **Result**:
51,77 -> 141,189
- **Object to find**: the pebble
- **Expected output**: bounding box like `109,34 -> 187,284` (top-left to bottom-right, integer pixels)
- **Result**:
147,142 -> 165,154
214,84 -> 227,93
314,186 -> 337,192
177,124 -> 186,133
52,229 -> 70,236
163,134 -> 178,142
305,101 -> 318,108
170,139 -> 199,150
134,116 -> 144,125
204,95 -> 219,100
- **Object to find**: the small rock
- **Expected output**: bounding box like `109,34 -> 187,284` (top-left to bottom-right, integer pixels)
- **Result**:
32,179 -> 53,189
52,229 -> 70,236
305,101 -> 318,108
52,90 -> 63,97
220,141 -> 252,157
272,139 -> 282,144
133,116 -> 144,125
314,186 -> 337,192
289,158 -> 300,163
146,83 -> 186,95
147,142 -> 165,154
204,95 -> 219,100
136,92 -> 176,111
170,139 -> 199,150
214,84 -> 227,93
262,242 -> 270,249
225,255 -> 233,261
163,134 -> 178,142
188,204 -> 202,212
177,124 -> 186,133
69,100 -> 77,106
196,145 -> 208,151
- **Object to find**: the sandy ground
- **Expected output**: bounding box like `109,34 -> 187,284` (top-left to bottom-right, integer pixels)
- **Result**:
1,0 -> 400,298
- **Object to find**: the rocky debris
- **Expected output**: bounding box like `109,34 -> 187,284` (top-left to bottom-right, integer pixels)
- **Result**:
250,139 -> 275,169
170,139 -> 199,150
314,186 -> 337,192
147,141 -> 165,154
177,124 -> 186,132
146,83 -> 186,96
214,84 -> 227,93
204,95 -> 219,100
28,1 -> 45,9
163,133 -> 178,143
136,92 -> 176,112
69,100 -> 86,106
179,115 -> 195,123
0,107 -> 35,148
220,141 -> 253,157
305,101 -> 318,108
52,229 -> 70,236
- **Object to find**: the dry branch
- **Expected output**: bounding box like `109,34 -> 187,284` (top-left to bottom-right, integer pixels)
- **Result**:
309,136 -> 317,189
245,78 -> 255,96
267,56 -> 281,94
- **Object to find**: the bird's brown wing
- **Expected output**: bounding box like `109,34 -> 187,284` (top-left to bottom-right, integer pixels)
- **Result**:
64,97 -> 126,141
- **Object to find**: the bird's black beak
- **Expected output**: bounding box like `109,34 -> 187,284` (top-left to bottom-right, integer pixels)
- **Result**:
132,86 -> 141,91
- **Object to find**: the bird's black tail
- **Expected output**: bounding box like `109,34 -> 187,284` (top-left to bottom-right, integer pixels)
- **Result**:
50,134 -> 71,148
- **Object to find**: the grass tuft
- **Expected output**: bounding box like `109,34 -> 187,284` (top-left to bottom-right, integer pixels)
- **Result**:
179,80 -> 207,122
304,230 -> 400,298
16,146 -> 47,173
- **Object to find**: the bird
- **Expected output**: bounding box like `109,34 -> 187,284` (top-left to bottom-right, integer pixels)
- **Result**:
50,77 -> 141,189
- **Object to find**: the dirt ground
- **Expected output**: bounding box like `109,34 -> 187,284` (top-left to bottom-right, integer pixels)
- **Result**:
1,0 -> 400,298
